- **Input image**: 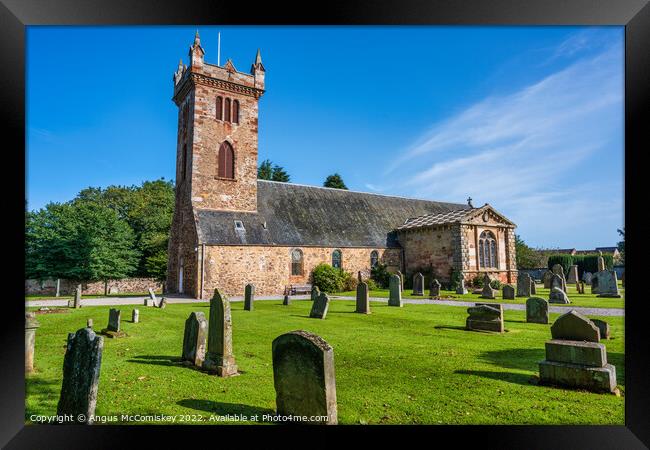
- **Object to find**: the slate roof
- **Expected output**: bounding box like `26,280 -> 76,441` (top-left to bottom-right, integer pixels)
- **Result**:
195,180 -> 470,248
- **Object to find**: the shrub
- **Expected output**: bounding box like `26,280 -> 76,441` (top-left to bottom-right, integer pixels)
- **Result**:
449,268 -> 462,291
471,275 -> 484,288
311,263 -> 343,293
490,279 -> 502,290
366,278 -> 379,290
341,270 -> 358,292
370,262 -> 391,289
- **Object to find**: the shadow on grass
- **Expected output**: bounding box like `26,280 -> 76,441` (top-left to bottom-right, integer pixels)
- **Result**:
477,348 -> 546,371
177,399 -> 274,420
25,377 -> 61,419
127,355 -> 183,367
433,325 -> 467,332
455,369 -> 535,386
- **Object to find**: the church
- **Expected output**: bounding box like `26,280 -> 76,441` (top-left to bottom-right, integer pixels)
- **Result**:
166,33 -> 518,298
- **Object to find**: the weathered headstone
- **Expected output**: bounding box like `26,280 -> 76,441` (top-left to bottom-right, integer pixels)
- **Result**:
480,274 -> 496,299
388,274 -> 403,307
283,295 -> 291,306
272,330 -> 337,425
147,288 -> 158,307
396,271 -> 404,291
550,273 -> 566,293
244,284 -> 255,311
311,286 -> 320,302
576,281 -> 584,294
502,284 -> 515,300
567,265 -> 579,284
590,319 -> 610,340
549,287 -> 570,304
412,272 -> 424,296
543,270 -> 554,289
429,279 -> 441,298
57,327 -> 104,423
25,312 -> 40,374
86,318 -> 93,328
516,273 -> 532,297
456,278 -> 468,295
551,264 -> 565,277
310,292 -> 330,319
67,293 -> 75,309
530,279 -> 537,295
526,297 -> 549,324
158,297 -> 168,309
582,271 -> 593,285
132,309 -> 139,323
594,270 -> 621,298
74,285 -> 82,309
182,311 -> 208,367
355,281 -> 370,314
202,289 -> 238,377
597,255 -> 606,272
539,310 -> 616,393
466,303 -> 503,333
101,308 -> 126,338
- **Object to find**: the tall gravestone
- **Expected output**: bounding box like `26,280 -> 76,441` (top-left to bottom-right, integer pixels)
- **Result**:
530,278 -> 537,295
456,278 -> 468,295
516,273 -> 532,297
283,295 -> 291,306
57,327 -> 104,423
597,255 -> 606,272
526,297 -> 549,324
101,309 -> 126,338
549,287 -> 570,304
550,273 -> 566,293
594,270 -> 621,298
543,270 -> 554,289
74,285 -> 82,309
244,284 -> 255,311
412,273 -> 424,296
202,289 -> 238,377
396,271 -> 404,291
388,274 -> 403,307
538,310 -> 616,393
567,265 -> 579,284
355,281 -> 370,314
25,312 -> 40,374
182,311 -> 208,367
502,284 -> 515,300
310,292 -> 330,319
132,309 -> 139,323
429,279 -> 441,298
466,303 -> 503,333
272,330 -> 337,425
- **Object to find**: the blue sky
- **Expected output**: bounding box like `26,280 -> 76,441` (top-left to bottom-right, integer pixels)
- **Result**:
26,26 -> 624,249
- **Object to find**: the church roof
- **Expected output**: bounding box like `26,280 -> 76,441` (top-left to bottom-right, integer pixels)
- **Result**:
397,204 -> 515,230
195,180 -> 470,248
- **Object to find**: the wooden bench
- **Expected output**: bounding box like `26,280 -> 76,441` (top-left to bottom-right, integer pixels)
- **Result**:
286,284 -> 313,295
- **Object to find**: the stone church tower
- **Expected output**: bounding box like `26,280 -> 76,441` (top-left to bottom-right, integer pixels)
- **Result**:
166,32 -> 265,295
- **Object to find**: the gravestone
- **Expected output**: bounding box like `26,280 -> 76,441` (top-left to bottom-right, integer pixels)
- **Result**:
530,278 -> 537,295
551,264 -> 565,277
86,318 -> 93,328
594,270 -> 621,298
591,273 -> 600,294
132,309 -> 139,323
147,288 -> 158,307
550,274 -> 566,293
466,303 -> 503,333
357,271 -> 363,283
412,272 -> 424,296
202,289 -> 238,377
526,297 -> 549,324
101,308 -> 126,338
182,311 -> 208,367
576,282 -> 584,294
456,278 -> 468,295
283,295 -> 291,306
388,274 -> 403,307
480,274 -> 496,299
57,327 -> 104,423
502,284 -> 515,300
567,265 -> 579,284
244,284 -> 255,311
517,273 -> 532,297
621,271 -> 624,287
543,271 -> 554,289
582,271 -> 593,285
429,279 -> 441,298
310,292 -> 330,319
591,319 -> 610,340
549,287 -> 570,304
25,312 -> 40,373
272,330 -> 337,424
74,285 -> 82,309
539,310 -> 616,393
311,286 -> 320,303
355,281 -> 370,314
396,271 -> 404,291
158,297 -> 168,309
597,255 -> 606,272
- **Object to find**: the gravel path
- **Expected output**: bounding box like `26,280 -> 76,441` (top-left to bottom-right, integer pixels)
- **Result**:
28,294 -> 623,316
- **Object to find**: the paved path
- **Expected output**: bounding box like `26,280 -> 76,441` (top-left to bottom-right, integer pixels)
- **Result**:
28,294 -> 623,316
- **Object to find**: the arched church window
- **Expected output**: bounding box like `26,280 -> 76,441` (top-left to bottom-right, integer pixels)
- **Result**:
291,249 -> 303,276
217,142 -> 234,179
332,249 -> 342,269
479,230 -> 498,269
224,98 -> 231,122
216,96 -> 223,120
232,100 -> 240,124
370,250 -> 379,268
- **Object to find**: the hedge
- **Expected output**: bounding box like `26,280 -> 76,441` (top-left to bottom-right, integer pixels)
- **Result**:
547,253 -> 614,278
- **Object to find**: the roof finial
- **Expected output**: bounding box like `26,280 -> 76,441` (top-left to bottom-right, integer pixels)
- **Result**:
467,197 -> 474,208
255,48 -> 262,65
194,29 -> 201,45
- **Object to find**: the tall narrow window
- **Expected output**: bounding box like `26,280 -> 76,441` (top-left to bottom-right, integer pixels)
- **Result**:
224,98 -> 231,122
370,250 -> 379,268
332,249 -> 342,269
291,249 -> 303,276
216,96 -> 223,120
479,231 -> 498,269
232,100 -> 240,124
217,142 -> 235,179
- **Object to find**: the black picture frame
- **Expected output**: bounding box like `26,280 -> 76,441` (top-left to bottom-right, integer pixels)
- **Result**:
2,0 -> 647,447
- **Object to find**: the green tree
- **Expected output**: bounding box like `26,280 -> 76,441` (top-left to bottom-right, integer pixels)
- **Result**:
616,227 -> 625,265
271,164 -> 291,182
257,159 -> 273,180
323,173 -> 348,190
515,234 -> 547,269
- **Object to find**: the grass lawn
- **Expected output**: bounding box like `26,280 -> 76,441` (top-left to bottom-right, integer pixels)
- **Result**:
335,282 -> 625,310
25,299 -> 624,425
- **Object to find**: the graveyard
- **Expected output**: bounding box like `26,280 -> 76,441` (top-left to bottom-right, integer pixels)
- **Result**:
25,298 -> 624,425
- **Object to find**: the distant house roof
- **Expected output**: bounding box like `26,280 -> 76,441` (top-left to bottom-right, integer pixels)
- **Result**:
396,204 -> 515,231
595,247 -> 619,254
195,180 -> 470,248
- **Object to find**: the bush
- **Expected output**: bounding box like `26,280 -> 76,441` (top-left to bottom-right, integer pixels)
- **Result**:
471,275 -> 484,288
341,270 -> 358,292
311,263 -> 344,293
366,278 -> 379,290
370,262 -> 391,289
449,268 -> 462,291
547,253 -> 614,278
490,279 -> 502,290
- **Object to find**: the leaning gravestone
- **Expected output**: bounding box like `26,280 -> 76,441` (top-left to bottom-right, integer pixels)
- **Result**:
132,309 -> 139,323
158,297 -> 168,309
549,287 -> 570,304
567,265 -> 579,284
244,284 -> 255,311
100,309 -> 126,338
550,273 -> 566,293
538,310 -> 616,393
412,272 -> 424,296
202,289 -> 238,377
147,288 -> 158,307
502,284 -> 515,300
543,270 -> 554,289
526,297 -> 549,324
182,311 -> 208,367
25,312 -> 40,374
466,303 -> 503,333
396,271 -> 404,291
429,279 -> 441,298
388,274 -> 403,307
57,327 -> 104,423
310,292 -> 330,319
594,270 -> 621,298
516,273 -> 532,297
272,330 -> 337,425
355,281 -> 370,314
456,278 -> 468,295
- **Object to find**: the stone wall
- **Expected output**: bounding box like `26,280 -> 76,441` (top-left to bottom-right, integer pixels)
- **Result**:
25,278 -> 163,296
398,225 -> 455,281
198,245 -> 402,298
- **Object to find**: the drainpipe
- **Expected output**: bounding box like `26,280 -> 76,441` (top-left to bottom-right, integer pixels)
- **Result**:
200,243 -> 206,300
